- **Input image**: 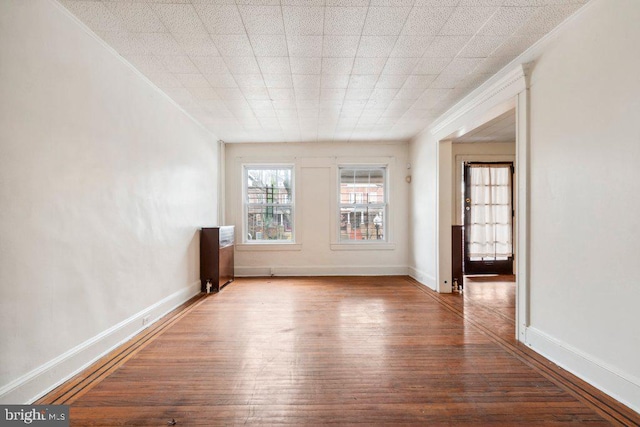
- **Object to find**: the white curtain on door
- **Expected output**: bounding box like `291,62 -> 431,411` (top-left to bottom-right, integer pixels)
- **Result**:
468,165 -> 513,259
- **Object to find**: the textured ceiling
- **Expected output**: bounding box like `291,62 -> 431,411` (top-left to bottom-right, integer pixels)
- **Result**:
58,0 -> 588,143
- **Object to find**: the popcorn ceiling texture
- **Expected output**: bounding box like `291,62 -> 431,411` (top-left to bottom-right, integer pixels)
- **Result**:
59,0 -> 587,143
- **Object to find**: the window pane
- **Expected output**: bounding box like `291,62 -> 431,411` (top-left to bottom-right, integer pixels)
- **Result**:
339,168 -> 385,204
245,166 -> 294,243
368,168 -> 383,185
247,206 -> 293,242
339,206 -> 384,241
339,167 -> 386,242
246,168 -> 292,204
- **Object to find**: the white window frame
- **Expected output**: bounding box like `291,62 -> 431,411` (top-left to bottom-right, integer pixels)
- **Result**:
336,165 -> 389,245
243,165 -> 295,245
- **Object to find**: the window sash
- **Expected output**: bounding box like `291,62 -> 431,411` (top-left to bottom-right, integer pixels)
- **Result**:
244,166 -> 294,243
339,203 -> 387,209
246,204 -> 294,215
338,166 -> 387,243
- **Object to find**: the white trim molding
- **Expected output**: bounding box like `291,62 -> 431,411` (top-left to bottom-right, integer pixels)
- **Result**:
218,140 -> 226,225
430,65 -> 527,138
525,327 -> 640,413
236,243 -> 302,251
235,265 -> 409,277
515,86 -> 531,343
408,267 -> 437,291
0,281 -> 201,404
330,243 -> 396,251
431,62 -> 532,334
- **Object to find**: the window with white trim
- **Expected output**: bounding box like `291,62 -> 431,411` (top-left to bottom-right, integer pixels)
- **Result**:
339,167 -> 387,242
244,166 -> 294,243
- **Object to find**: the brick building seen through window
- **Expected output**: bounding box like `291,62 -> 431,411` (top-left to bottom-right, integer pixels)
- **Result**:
339,167 -> 387,242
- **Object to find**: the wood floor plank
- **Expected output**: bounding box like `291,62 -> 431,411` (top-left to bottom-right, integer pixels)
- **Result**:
38,276 -> 638,426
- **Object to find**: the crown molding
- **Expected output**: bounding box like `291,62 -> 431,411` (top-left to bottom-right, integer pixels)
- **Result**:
424,0 -> 597,141
430,64 -> 528,138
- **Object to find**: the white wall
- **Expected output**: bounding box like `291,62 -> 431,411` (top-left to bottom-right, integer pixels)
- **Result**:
225,142 -> 409,276
409,0 -> 640,411
526,0 -> 640,410
0,0 -> 218,403
408,135 -> 438,289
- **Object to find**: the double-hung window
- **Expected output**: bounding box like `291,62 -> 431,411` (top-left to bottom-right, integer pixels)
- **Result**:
244,166 -> 294,243
339,167 -> 387,242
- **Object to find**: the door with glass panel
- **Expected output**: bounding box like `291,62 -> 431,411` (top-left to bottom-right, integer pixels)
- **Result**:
463,162 -> 514,275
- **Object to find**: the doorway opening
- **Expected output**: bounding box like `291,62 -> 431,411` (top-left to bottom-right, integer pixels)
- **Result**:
449,109 -> 517,334
434,64 -> 529,342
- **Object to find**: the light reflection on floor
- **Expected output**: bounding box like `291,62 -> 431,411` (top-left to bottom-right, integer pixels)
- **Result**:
462,275 -> 516,341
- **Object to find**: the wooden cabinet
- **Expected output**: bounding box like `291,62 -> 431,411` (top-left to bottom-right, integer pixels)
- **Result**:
200,226 -> 235,293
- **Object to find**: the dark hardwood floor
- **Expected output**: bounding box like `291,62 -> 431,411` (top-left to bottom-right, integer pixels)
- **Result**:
39,276 -> 639,426
446,275 -> 517,344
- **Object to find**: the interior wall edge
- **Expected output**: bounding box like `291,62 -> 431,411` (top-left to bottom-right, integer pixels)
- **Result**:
423,0 -> 595,140
46,0 -> 218,141
0,280 -> 201,405
407,267 -> 437,291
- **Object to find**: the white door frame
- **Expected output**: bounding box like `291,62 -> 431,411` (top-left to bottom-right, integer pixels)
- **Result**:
431,64 -> 531,341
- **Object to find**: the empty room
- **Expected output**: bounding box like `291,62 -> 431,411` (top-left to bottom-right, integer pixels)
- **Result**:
1,0 -> 638,425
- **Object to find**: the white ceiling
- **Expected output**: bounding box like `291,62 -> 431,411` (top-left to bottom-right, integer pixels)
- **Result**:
452,108 -> 515,143
58,0 -> 588,143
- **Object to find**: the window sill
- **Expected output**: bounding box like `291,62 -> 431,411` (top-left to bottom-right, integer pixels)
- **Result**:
330,243 -> 396,251
236,243 -> 302,252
